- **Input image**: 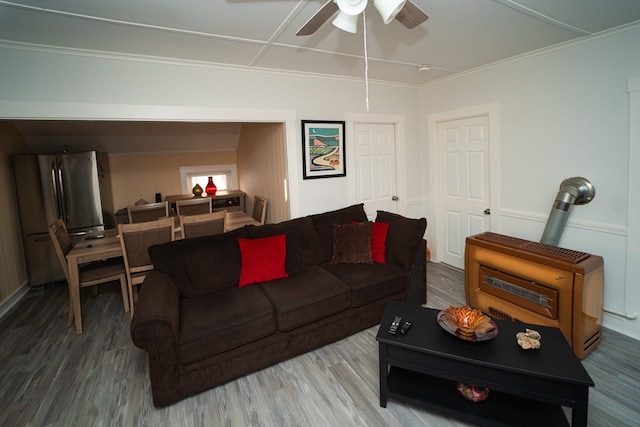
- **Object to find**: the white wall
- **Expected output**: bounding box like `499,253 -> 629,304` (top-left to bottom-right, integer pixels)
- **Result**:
419,24 -> 640,339
0,45 -> 425,219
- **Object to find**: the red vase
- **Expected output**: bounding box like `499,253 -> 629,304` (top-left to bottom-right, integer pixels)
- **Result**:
205,176 -> 217,196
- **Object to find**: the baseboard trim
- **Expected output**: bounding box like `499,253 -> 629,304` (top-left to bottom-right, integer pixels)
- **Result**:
0,281 -> 30,320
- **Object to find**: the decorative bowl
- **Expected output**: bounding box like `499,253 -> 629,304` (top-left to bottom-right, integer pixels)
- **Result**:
437,305 -> 498,342
455,382 -> 490,403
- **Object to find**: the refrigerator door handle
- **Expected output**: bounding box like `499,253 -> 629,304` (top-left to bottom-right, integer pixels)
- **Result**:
68,231 -> 88,237
57,166 -> 67,222
50,161 -> 62,219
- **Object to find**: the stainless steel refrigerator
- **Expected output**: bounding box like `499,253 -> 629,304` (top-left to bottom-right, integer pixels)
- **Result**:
14,151 -> 115,288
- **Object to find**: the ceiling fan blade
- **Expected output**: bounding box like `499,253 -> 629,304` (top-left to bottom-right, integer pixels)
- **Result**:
394,0 -> 429,29
296,1 -> 339,36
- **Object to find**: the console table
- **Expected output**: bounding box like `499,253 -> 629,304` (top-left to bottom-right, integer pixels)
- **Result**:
376,302 -> 594,427
165,190 -> 246,214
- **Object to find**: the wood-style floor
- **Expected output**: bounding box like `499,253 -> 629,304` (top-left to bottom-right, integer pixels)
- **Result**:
1,263 -> 639,426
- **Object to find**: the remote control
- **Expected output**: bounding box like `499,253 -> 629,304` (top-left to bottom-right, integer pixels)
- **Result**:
389,316 -> 402,335
399,321 -> 412,335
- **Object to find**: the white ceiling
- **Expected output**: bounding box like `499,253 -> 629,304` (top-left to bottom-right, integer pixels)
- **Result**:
2,0 -> 640,153
2,0 -> 640,86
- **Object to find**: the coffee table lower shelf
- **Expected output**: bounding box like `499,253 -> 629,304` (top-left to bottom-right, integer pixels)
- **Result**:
387,367 -> 569,427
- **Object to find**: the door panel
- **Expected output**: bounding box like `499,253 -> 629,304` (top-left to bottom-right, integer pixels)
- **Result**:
445,152 -> 461,196
355,123 -> 397,218
439,115 -> 491,268
446,211 -> 462,258
357,154 -> 373,202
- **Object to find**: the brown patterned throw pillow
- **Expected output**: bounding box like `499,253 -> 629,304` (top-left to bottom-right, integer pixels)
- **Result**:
331,222 -> 373,264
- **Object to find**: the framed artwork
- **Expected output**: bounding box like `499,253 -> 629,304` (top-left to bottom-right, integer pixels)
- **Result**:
301,120 -> 346,179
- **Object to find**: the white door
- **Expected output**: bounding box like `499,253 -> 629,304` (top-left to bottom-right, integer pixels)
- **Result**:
439,115 -> 491,268
354,123 -> 398,218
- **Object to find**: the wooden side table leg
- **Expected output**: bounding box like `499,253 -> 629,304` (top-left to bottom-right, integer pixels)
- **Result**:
379,343 -> 388,408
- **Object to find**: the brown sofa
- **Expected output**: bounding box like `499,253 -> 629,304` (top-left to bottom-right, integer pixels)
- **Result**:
131,204 -> 427,407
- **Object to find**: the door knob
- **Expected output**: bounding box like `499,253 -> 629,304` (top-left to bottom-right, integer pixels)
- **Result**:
392,196 -> 399,201
484,208 -> 491,215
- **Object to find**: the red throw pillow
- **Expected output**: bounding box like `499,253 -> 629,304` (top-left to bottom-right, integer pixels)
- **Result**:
350,220 -> 389,264
371,221 -> 389,264
238,234 -> 288,287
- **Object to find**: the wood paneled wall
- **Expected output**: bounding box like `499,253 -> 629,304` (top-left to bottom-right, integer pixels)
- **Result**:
0,122 -> 30,303
237,123 -> 289,224
108,151 -> 237,212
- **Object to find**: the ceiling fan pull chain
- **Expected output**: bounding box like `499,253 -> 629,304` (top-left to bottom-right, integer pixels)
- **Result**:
363,9 -> 369,111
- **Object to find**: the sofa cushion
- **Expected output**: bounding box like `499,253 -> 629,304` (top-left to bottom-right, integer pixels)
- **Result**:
149,228 -> 247,297
331,222 -> 373,264
258,266 -> 351,332
178,285 -> 275,365
243,217 -> 321,271
238,234 -> 288,287
375,211 -> 427,270
322,262 -> 408,307
309,204 -> 369,263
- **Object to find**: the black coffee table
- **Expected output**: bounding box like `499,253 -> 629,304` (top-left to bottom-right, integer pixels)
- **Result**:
376,302 -> 594,427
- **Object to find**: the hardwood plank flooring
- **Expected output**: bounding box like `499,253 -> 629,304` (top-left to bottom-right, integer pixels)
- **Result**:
1,263 -> 639,426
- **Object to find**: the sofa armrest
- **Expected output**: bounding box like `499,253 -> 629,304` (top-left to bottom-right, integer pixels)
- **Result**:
130,270 -> 180,349
130,270 -> 183,407
407,239 -> 427,305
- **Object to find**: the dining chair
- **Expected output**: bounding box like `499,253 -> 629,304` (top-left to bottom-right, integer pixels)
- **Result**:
180,211 -> 227,239
48,219 -> 129,327
176,197 -> 212,216
118,217 -> 175,316
252,196 -> 268,224
127,201 -> 169,224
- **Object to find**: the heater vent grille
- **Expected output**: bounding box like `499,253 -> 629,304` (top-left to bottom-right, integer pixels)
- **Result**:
478,265 -> 558,319
477,232 -> 589,263
488,307 -> 513,321
486,275 -> 550,307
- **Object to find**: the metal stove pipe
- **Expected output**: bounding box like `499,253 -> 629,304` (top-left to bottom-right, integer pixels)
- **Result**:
540,177 -> 595,246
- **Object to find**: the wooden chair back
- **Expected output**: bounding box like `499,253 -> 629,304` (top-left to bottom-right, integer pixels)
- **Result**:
180,211 -> 227,239
127,201 -> 169,223
48,219 -> 73,282
48,219 -> 129,325
176,197 -> 212,216
252,196 -> 267,224
118,217 -> 175,316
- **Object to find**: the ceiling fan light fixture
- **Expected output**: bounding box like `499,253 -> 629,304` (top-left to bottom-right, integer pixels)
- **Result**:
373,0 -> 407,24
332,11 -> 359,33
336,0 -> 368,15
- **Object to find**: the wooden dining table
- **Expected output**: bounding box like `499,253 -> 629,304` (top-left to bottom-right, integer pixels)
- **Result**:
226,210 -> 262,230
66,211 -> 261,333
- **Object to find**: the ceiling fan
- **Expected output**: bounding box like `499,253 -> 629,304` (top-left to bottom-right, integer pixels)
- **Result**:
297,0 -> 429,36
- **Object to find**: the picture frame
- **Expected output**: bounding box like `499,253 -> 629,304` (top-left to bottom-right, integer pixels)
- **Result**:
301,120 -> 346,179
